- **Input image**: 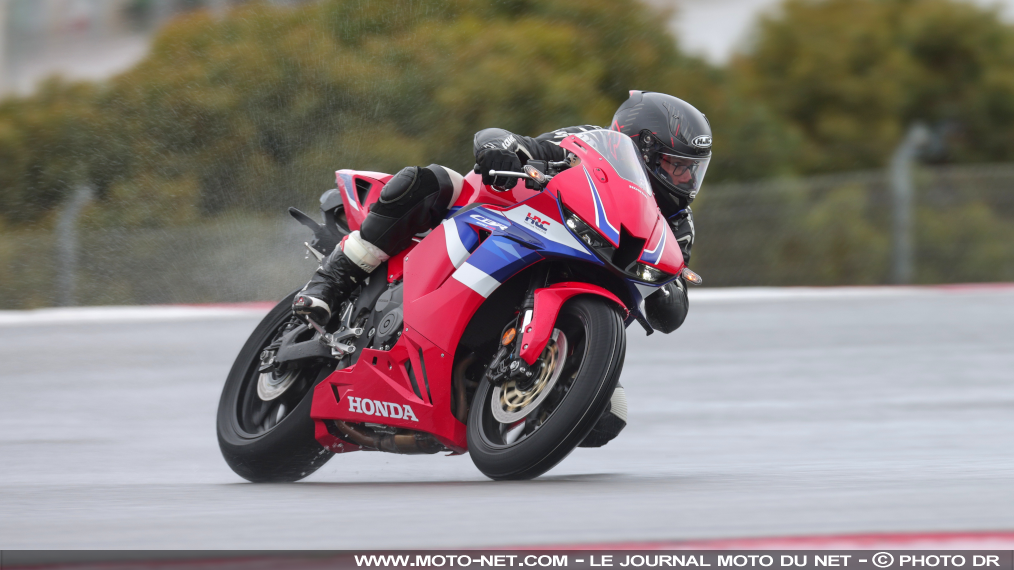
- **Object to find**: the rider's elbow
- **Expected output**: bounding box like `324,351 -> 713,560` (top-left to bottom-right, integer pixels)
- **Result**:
644,278 -> 688,334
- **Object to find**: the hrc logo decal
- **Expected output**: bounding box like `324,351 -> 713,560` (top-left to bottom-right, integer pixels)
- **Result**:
524,212 -> 550,232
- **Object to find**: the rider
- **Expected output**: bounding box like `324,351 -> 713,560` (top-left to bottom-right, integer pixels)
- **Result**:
293,91 -> 711,333
291,91 -> 712,443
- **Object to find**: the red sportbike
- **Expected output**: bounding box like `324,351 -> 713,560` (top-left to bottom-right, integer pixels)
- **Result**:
217,129 -> 691,480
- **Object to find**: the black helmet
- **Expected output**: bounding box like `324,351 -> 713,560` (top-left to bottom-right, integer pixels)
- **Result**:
611,91 -> 712,202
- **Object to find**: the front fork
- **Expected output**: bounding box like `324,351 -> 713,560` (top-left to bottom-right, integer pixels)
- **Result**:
488,264 -> 629,378
484,264 -> 552,387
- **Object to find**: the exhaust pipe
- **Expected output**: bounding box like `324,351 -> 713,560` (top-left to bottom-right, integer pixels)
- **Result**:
331,420 -> 444,455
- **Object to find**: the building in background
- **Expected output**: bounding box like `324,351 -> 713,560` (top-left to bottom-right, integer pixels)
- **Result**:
0,0 -> 314,95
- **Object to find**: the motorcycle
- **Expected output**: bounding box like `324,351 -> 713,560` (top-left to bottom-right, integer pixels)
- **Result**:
216,129 -> 694,481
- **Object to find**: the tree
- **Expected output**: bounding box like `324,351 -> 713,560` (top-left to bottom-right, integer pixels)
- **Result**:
735,0 -> 1014,173
0,0 -> 790,228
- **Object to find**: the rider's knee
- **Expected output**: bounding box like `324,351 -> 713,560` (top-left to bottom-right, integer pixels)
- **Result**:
376,166 -> 434,209
373,165 -> 461,215
644,279 -> 689,334
361,164 -> 464,254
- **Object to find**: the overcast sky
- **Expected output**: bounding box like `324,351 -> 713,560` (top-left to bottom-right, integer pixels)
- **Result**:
663,0 -> 1014,62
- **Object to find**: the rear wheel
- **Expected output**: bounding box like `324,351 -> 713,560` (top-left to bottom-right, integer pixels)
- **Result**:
217,291 -> 335,482
467,296 -> 626,480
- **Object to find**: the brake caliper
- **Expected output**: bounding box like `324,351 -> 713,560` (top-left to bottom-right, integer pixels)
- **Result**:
485,325 -> 541,387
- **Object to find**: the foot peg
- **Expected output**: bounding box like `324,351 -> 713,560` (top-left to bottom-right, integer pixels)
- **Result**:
303,302 -> 363,357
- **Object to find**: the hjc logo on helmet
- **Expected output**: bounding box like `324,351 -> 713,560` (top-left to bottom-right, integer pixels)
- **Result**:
692,135 -> 712,149
524,212 -> 550,232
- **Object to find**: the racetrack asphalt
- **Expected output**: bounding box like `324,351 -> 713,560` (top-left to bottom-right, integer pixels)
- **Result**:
1,287 -> 1012,549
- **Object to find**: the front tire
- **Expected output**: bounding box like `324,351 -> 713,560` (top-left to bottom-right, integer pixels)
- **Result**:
217,291 -> 334,482
467,296 -> 626,480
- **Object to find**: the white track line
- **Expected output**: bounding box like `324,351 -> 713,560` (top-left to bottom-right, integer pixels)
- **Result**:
2,285 -> 1011,326
0,304 -> 273,326
689,283 -> 1014,303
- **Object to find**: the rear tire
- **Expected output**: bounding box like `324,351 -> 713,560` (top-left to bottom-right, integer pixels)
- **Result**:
467,296 -> 626,480
217,291 -> 334,482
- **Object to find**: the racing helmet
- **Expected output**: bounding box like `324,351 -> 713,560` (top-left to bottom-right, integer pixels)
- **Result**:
611,91 -> 712,202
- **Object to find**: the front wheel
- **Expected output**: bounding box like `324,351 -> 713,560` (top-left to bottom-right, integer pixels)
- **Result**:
467,296 -> 626,480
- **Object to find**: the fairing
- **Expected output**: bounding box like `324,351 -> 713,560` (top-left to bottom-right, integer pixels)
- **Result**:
550,131 -> 658,247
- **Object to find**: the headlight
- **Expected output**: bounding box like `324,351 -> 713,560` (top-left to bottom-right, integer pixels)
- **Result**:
634,263 -> 665,282
565,213 -> 614,252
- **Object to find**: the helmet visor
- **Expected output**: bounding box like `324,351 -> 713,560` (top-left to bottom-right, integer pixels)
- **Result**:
653,153 -> 711,200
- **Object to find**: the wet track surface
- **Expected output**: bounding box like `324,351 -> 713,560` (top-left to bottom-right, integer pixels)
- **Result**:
1,288 -> 1013,548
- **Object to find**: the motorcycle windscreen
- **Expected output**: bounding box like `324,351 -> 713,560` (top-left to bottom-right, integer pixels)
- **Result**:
555,130 -> 659,246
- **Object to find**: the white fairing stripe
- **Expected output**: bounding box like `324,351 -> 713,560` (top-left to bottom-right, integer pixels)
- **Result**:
584,167 -> 620,238
642,224 -> 666,263
441,219 -> 471,269
451,263 -> 501,298
502,206 -> 587,253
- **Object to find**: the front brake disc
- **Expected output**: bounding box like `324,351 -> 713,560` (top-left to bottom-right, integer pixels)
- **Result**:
490,329 -> 568,423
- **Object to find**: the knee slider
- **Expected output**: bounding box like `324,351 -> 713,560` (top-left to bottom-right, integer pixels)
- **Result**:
379,166 -> 421,205
379,165 -> 441,204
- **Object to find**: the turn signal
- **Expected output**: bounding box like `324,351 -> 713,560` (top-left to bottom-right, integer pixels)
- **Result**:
523,164 -> 550,184
681,267 -> 703,285
502,328 -> 517,346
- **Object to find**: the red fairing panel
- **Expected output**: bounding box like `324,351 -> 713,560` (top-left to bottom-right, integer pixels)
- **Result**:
552,135 -> 659,244
312,213 -> 472,452
311,332 -> 467,452
312,202 -> 503,452
458,172 -> 544,209
335,170 -> 392,230
518,283 -> 627,365
386,245 -> 412,283
639,215 -> 685,275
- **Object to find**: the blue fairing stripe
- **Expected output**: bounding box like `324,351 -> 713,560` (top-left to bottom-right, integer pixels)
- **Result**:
583,167 -> 620,245
463,236 -> 543,284
451,217 -> 481,252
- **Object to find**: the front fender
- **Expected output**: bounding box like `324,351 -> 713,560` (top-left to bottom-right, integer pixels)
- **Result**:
518,282 -> 628,365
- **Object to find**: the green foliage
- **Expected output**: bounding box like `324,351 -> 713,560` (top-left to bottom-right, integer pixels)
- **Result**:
3,0 -> 1014,305
735,0 -> 1014,173
0,0 -> 791,230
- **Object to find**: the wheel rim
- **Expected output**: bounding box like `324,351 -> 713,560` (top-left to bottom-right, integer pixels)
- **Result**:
235,316 -> 321,437
257,368 -> 300,401
478,317 -> 588,449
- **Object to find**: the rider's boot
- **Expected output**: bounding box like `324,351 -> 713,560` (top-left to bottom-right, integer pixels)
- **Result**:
292,231 -> 388,325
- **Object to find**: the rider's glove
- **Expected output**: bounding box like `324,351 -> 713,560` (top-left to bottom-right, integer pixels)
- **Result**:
476,148 -> 523,189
